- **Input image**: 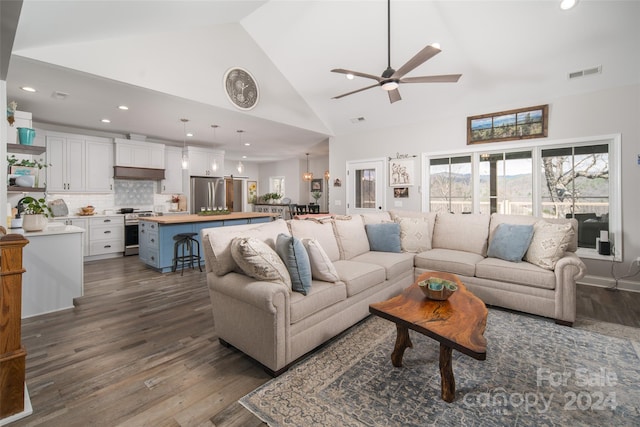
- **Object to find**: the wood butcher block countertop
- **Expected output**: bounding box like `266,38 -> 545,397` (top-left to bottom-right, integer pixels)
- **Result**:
139,212 -> 278,224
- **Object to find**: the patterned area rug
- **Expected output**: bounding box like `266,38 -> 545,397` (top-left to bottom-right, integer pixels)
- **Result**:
240,309 -> 640,426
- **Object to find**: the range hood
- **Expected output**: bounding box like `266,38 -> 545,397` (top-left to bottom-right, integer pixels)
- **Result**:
113,166 -> 165,180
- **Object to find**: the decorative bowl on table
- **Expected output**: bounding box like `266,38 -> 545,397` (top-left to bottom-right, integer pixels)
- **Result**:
80,206 -> 95,215
418,277 -> 458,300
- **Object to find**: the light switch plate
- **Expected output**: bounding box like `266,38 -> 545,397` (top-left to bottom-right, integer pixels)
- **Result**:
334,200 -> 342,206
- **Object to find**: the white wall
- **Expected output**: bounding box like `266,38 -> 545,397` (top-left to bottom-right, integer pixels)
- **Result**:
258,155 -> 329,205
330,84 -> 640,288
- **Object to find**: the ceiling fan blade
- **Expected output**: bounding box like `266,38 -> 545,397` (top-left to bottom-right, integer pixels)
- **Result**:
331,68 -> 383,82
400,74 -> 462,84
392,45 -> 441,79
332,83 -> 380,99
388,88 -> 402,104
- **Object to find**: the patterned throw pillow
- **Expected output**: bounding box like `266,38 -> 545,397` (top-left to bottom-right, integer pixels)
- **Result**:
524,221 -> 574,270
231,237 -> 292,287
487,223 -> 535,262
397,217 -> 432,253
275,234 -> 312,295
301,238 -> 340,282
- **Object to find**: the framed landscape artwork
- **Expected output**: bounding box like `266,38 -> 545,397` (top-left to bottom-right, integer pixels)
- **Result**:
467,104 -> 548,145
389,158 -> 414,187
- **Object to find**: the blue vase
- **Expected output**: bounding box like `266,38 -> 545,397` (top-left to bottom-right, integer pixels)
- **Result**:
17,127 -> 35,145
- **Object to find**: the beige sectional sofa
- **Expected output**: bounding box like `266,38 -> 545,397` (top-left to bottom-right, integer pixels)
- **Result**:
201,211 -> 586,375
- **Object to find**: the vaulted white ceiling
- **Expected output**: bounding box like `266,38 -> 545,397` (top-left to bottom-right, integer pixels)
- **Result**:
6,0 -> 640,162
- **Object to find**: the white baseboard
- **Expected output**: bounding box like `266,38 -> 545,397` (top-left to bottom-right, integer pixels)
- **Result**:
578,274 -> 640,293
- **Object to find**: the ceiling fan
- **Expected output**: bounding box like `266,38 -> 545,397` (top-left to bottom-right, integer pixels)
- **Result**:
331,0 -> 462,104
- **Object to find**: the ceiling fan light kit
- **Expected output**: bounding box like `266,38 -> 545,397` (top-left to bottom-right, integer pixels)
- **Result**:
331,0 -> 461,103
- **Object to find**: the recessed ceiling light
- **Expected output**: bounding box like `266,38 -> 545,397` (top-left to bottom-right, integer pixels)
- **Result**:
242,155 -> 247,159
101,118 -> 111,123
187,132 -> 193,137
20,86 -> 36,92
244,143 -> 251,146
118,105 -> 129,110
560,0 -> 577,10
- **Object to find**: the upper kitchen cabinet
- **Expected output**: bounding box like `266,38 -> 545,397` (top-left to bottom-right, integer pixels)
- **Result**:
161,146 -> 184,194
188,147 -> 224,177
46,133 -> 114,193
114,139 -> 165,169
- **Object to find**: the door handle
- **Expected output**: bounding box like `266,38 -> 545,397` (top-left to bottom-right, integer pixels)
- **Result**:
104,230 -> 111,234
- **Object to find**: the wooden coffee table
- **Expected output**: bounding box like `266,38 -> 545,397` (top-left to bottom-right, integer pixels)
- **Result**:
369,271 -> 487,402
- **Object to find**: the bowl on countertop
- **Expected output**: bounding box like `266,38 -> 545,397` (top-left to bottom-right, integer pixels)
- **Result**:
418,277 -> 458,301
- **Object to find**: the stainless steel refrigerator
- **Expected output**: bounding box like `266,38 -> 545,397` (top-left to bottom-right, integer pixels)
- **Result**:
190,176 -> 245,212
190,176 -> 225,213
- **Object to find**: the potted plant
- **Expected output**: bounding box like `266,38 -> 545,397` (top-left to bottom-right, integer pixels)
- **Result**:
7,155 -> 51,188
311,191 -> 322,205
19,196 -> 52,231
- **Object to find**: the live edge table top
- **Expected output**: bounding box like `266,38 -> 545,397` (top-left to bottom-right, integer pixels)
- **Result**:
369,271 -> 488,360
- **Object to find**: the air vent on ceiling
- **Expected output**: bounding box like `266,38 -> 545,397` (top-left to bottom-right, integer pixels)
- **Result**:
568,65 -> 602,80
51,91 -> 69,100
350,117 -> 366,124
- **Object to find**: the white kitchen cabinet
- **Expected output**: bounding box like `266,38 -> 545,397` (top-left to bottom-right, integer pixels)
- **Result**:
161,146 -> 184,194
85,140 -> 114,192
53,217 -> 89,256
188,147 -> 224,177
114,139 -> 165,169
46,135 -> 86,192
88,216 -> 124,256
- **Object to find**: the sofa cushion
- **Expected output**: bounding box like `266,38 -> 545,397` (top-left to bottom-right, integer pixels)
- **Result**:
289,281 -> 347,324
489,214 -> 578,253
301,238 -> 339,282
332,260 -> 386,297
351,251 -> 414,281
332,215 -> 370,259
361,211 -> 393,224
432,213 -> 490,256
487,223 -> 534,262
524,221 -> 574,270
231,237 -> 292,288
275,234 -> 312,295
414,248 -> 484,277
397,217 -> 432,253
476,257 -> 556,290
365,223 -> 401,253
289,219 -> 341,262
204,219 -> 290,276
389,210 -> 437,240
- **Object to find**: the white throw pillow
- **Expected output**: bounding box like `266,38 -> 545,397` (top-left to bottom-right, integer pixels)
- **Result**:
231,237 -> 292,287
397,217 -> 432,253
302,238 -> 339,282
524,221 -> 574,270
332,215 -> 370,259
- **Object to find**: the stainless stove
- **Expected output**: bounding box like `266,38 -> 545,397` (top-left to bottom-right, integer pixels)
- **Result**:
122,210 -> 159,256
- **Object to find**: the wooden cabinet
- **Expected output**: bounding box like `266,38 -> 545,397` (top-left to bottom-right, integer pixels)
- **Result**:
160,146 -> 184,194
88,216 -> 124,256
114,139 -> 165,169
47,134 -> 114,193
187,147 -> 224,177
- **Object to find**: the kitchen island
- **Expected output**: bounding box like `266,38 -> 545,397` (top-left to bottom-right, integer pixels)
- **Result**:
138,212 -> 277,273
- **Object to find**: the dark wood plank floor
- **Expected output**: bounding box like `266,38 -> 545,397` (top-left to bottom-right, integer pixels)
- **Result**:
12,256 -> 640,426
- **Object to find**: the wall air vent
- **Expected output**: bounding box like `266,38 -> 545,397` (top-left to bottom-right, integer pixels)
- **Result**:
350,117 -> 366,124
568,65 -> 602,80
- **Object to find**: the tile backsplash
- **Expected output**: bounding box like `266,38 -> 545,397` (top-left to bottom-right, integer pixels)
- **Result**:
114,179 -> 155,206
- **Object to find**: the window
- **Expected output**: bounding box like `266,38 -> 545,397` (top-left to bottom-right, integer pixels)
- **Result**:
270,176 -> 285,197
423,135 -> 619,259
355,168 -> 376,209
429,156 -> 472,214
478,151 -> 532,215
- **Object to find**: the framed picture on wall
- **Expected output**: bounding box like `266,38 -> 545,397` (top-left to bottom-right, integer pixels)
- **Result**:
389,158 -> 414,187
467,104 -> 548,145
311,179 -> 322,192
248,181 -> 257,204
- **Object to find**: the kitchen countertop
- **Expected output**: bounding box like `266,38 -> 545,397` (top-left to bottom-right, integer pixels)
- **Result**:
138,212 -> 278,224
9,224 -> 85,237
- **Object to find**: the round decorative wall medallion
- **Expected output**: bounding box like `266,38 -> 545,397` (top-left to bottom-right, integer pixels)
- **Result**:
223,67 -> 259,110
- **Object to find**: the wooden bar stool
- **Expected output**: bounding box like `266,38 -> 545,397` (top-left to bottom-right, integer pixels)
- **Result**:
172,232 -> 202,275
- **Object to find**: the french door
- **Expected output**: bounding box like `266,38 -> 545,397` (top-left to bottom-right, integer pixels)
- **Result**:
346,158 -> 386,215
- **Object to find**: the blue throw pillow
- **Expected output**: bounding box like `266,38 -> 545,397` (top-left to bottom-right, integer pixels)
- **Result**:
487,223 -> 535,262
365,223 -> 401,253
275,233 -> 312,295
